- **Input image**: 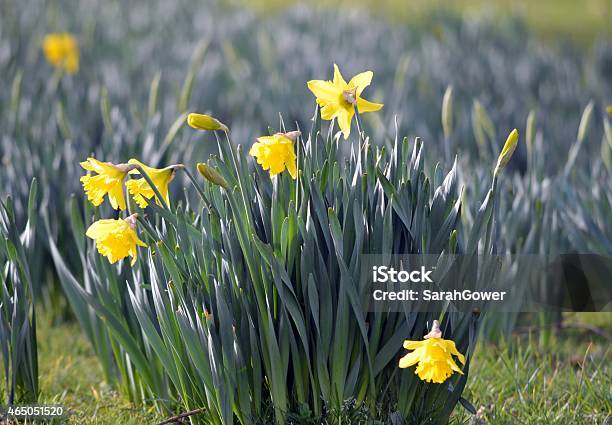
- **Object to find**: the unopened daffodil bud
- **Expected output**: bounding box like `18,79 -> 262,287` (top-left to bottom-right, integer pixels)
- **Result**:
187,113 -> 228,132
197,163 -> 228,189
494,129 -> 519,176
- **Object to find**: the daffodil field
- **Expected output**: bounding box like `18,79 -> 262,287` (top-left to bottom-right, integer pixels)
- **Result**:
1,0 -> 611,423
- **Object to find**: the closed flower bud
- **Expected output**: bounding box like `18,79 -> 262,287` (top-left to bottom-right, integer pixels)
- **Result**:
441,86 -> 453,140
197,163 -> 228,189
494,129 -> 519,176
187,113 -> 229,132
526,111 -> 536,160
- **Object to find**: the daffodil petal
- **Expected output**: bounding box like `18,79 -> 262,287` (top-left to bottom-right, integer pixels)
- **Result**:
356,97 -> 383,113
320,102 -> 340,120
307,80 -> 339,104
349,71 -> 373,95
108,183 -> 126,210
286,156 -> 297,179
447,358 -> 464,374
333,64 -> 347,88
398,351 -> 421,368
337,109 -> 354,140
445,340 -> 466,364
86,219 -> 120,239
403,340 -> 425,350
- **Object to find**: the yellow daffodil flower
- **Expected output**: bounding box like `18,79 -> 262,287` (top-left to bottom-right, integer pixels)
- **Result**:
249,132 -> 298,179
125,159 -> 182,208
399,320 -> 466,384
86,214 -> 147,266
307,64 -> 383,139
42,33 -> 79,74
80,158 -> 136,210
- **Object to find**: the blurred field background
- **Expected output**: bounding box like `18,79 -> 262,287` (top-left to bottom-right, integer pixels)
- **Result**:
1,0 -> 611,423
241,0 -> 612,44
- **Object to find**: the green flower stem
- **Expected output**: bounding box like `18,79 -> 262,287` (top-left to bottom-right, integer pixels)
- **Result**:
354,105 -> 366,145
183,166 -> 211,205
219,130 -> 254,229
123,177 -> 134,216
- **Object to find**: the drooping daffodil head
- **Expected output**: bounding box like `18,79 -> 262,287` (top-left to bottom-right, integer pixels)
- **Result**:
80,158 -> 136,210
125,159 -> 183,208
249,131 -> 299,179
398,320 -> 466,384
85,214 -> 147,266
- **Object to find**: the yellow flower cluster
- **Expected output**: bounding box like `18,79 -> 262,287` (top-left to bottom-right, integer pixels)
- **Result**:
77,61 -> 478,388
43,33 -> 79,74
188,65 -> 383,180
80,157 -> 182,266
80,158 -> 181,210
399,320 -> 465,384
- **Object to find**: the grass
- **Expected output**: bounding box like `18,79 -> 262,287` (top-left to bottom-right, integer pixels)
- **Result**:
235,0 -> 611,44
3,313 -> 609,424
24,316 -> 163,424
455,313 -> 612,425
